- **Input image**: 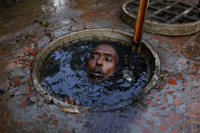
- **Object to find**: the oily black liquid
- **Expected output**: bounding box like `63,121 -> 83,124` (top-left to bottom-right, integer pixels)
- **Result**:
40,39 -> 147,107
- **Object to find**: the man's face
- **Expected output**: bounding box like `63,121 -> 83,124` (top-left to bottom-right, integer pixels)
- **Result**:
87,44 -> 118,83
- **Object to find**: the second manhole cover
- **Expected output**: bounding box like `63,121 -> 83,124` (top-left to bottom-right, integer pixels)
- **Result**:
122,0 -> 200,36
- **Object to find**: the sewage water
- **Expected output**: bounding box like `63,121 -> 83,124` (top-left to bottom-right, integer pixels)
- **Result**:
40,39 -> 147,107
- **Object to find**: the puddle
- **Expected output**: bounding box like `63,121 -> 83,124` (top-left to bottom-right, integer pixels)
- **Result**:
0,0 -> 118,37
40,39 -> 147,107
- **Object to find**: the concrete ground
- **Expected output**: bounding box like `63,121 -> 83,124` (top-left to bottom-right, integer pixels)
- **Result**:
0,0 -> 200,132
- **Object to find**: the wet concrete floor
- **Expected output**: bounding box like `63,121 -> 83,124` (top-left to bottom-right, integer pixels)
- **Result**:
0,0 -> 200,132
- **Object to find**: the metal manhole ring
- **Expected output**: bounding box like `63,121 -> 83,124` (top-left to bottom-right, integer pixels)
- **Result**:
122,0 -> 200,36
31,29 -> 160,111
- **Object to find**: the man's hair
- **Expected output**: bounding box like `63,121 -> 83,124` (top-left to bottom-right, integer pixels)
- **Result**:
95,43 -> 120,65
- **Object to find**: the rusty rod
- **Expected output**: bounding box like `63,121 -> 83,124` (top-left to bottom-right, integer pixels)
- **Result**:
132,0 -> 149,53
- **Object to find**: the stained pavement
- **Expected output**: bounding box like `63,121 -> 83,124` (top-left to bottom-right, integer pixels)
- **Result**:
0,0 -> 200,132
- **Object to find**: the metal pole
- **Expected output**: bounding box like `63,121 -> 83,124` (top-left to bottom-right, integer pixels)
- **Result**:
132,0 -> 149,54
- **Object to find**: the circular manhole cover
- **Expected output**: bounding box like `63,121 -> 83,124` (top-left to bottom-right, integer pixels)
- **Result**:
122,0 -> 200,36
31,29 -> 160,111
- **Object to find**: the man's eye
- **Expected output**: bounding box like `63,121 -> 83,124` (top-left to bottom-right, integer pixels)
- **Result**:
105,58 -> 112,62
91,55 -> 97,59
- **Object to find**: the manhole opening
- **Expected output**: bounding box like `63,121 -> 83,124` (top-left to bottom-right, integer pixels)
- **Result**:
39,38 -> 148,108
32,29 -> 160,111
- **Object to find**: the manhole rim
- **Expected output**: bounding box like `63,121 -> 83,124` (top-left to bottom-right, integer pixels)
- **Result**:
31,29 -> 160,110
122,0 -> 200,36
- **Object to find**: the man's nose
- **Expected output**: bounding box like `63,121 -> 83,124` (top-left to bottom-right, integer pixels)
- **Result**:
96,56 -> 103,67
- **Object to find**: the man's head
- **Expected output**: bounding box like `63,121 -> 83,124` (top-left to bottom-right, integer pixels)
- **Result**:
87,44 -> 119,83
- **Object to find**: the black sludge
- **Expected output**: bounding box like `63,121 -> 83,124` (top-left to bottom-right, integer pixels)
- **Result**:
40,39 -> 147,107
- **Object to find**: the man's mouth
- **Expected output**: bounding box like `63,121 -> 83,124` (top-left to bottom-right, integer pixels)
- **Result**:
91,69 -> 103,77
89,67 -> 105,79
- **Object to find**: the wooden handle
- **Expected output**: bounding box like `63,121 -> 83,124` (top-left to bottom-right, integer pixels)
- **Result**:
134,0 -> 148,42
132,0 -> 149,53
